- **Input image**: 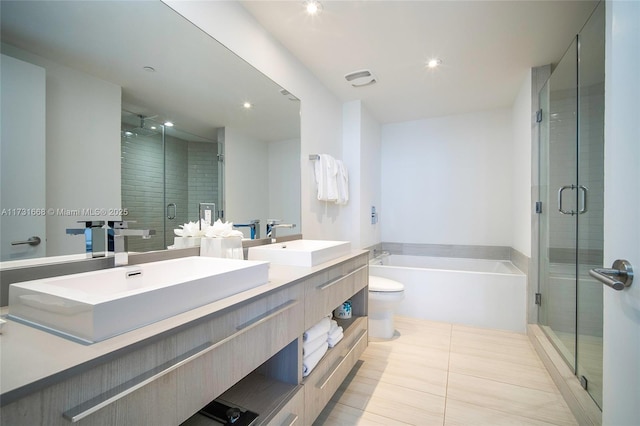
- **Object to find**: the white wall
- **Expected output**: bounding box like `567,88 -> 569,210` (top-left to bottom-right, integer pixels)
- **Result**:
359,103 -> 382,249
268,138 -> 301,237
511,71 -> 533,257
380,109 -> 513,246
602,1 -> 640,423
165,1 -> 349,243
224,127 -> 269,238
2,44 -> 121,256
341,101 -> 382,249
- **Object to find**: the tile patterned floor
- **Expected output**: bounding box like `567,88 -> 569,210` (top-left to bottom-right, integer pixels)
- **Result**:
314,317 -> 577,426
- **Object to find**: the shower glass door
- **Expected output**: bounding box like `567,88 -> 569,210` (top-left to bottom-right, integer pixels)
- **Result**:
538,1 -> 604,409
121,111 -> 222,251
576,1 -> 605,408
538,37 -> 579,371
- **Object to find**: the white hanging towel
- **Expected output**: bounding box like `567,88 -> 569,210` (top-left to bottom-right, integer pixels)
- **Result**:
314,154 -> 338,201
335,160 -> 349,205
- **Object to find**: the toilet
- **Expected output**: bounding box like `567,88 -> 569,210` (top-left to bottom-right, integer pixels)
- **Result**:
368,276 -> 405,339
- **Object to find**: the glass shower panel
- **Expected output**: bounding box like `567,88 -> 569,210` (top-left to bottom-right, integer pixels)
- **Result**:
121,112 -> 221,251
538,37 -> 579,370
576,1 -> 605,408
121,113 -> 166,252
164,130 -> 221,247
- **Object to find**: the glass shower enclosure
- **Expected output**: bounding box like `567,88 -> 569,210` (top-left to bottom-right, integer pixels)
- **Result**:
537,2 -> 604,408
120,111 -> 223,252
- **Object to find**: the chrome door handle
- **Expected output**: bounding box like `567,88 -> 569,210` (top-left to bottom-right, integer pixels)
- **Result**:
11,236 -> 41,246
578,185 -> 588,214
589,259 -> 634,291
558,185 -> 577,215
166,203 -> 176,220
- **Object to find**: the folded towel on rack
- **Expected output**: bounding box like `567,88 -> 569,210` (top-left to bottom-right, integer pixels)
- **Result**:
327,331 -> 344,348
303,316 -> 331,342
314,154 -> 338,202
303,333 -> 328,356
303,342 -> 329,377
335,160 -> 349,205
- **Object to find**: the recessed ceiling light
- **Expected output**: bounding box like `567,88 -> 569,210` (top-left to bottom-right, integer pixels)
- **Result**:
150,126 -> 157,130
243,102 -> 252,109
143,66 -> 156,72
304,0 -> 322,15
426,58 -> 442,69
164,121 -> 174,127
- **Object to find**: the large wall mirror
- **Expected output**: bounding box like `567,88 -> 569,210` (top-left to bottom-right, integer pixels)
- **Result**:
0,1 -> 301,263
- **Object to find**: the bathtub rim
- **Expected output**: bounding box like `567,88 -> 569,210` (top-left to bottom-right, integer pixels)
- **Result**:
369,254 -> 525,277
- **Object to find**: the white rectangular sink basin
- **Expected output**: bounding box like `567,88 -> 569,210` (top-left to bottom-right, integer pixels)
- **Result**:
248,239 -> 351,267
8,256 -> 269,343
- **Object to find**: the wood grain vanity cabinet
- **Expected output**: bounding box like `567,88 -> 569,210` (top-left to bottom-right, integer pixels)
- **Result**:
0,251 -> 369,426
301,253 -> 369,424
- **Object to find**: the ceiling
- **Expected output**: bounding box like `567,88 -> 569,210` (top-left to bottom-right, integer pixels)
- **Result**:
0,1 -> 300,143
240,0 -> 600,124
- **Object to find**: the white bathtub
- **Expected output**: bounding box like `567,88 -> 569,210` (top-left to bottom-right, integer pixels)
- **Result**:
369,255 -> 527,333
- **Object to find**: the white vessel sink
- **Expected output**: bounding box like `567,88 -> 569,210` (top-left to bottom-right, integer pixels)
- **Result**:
8,256 -> 269,343
248,239 -> 351,267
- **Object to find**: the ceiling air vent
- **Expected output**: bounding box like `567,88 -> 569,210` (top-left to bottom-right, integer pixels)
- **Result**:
279,88 -> 299,101
344,69 -> 377,87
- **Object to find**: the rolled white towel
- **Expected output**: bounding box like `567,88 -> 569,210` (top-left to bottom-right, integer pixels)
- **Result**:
304,317 -> 331,342
303,342 -> 328,377
303,333 -> 328,356
328,325 -> 343,341
327,332 -> 344,348
329,319 -> 339,335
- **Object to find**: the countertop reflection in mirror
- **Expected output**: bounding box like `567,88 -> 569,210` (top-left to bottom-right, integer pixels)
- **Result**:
0,0 -> 301,263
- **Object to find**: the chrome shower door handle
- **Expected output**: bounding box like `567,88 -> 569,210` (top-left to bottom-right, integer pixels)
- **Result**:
589,259 -> 634,291
578,185 -> 588,214
558,185 -> 576,215
166,203 -> 176,220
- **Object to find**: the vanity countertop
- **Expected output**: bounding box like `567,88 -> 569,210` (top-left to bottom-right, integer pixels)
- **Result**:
0,250 -> 367,405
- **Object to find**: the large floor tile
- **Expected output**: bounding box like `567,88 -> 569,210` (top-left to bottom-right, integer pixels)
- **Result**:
446,372 -> 577,425
448,351 -> 558,392
444,398 -> 562,426
450,336 -> 544,369
314,400 -> 412,426
317,318 -> 577,426
363,341 -> 450,371
353,357 -> 449,397
332,373 -> 446,425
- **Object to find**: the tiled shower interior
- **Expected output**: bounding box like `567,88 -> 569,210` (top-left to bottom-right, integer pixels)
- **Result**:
121,115 -> 220,252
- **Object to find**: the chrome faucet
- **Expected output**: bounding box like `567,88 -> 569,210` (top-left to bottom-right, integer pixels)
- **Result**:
266,219 -> 296,239
66,221 -> 109,258
107,221 -> 155,266
233,219 -> 260,239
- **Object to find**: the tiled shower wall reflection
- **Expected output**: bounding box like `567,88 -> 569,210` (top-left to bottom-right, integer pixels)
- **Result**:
121,132 -> 218,252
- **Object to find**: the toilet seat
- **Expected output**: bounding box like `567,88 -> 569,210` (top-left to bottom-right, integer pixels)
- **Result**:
369,276 -> 404,293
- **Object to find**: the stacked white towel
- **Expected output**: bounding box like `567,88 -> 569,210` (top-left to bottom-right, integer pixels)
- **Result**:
302,316 -> 332,377
303,333 -> 328,356
328,321 -> 344,348
314,154 -> 339,202
303,342 -> 328,377
303,317 -> 331,342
